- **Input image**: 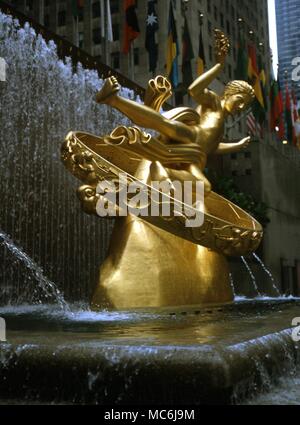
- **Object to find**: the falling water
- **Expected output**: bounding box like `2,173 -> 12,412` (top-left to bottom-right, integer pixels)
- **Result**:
241,256 -> 261,297
229,273 -> 236,297
252,253 -> 281,297
0,12 -> 137,304
0,230 -> 68,309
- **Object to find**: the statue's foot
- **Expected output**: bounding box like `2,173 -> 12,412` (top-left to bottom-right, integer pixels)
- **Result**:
96,77 -> 120,104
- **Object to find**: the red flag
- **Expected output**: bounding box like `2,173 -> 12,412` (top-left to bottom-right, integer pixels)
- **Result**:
123,0 -> 140,54
277,81 -> 285,140
292,87 -> 299,145
285,83 -> 294,144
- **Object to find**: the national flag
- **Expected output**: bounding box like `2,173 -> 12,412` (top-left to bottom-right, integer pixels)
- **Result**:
292,87 -> 299,124
257,55 -> 268,111
292,86 -> 299,145
247,111 -> 262,138
251,54 -> 267,127
123,0 -> 140,54
277,79 -> 285,140
145,0 -> 159,73
197,27 -> 205,76
72,0 -> 84,17
270,75 -> 285,139
285,82 -> 294,144
235,31 -> 248,80
248,44 -> 264,109
166,0 -> 179,88
270,72 -> 280,132
182,16 -> 194,88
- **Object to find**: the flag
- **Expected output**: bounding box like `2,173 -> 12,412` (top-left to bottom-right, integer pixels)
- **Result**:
247,111 -> 261,138
285,82 -> 294,144
248,44 -> 264,109
235,32 -> 248,80
197,27 -> 205,76
277,79 -> 285,140
292,86 -> 299,145
123,0 -> 140,54
251,54 -> 267,126
270,75 -> 285,139
72,0 -> 84,17
166,0 -> 179,88
145,0 -> 158,73
106,0 -> 113,42
182,16 -> 194,88
257,55 -> 268,111
270,72 -> 280,132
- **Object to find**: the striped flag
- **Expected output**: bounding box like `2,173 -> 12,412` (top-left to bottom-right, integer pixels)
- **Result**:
247,111 -> 261,138
166,0 -> 179,88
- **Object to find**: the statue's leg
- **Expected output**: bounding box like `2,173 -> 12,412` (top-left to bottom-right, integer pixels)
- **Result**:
96,78 -> 195,144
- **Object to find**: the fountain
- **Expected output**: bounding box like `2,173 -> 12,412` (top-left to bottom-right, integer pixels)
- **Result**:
1,8 -> 300,406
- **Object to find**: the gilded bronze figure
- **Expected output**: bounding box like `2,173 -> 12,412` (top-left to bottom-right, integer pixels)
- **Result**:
61,30 -> 263,310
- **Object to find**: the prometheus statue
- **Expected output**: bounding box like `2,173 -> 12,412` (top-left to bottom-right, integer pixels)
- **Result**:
62,30 -> 263,310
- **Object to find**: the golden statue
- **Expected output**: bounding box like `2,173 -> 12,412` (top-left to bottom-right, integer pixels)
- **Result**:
61,30 -> 263,310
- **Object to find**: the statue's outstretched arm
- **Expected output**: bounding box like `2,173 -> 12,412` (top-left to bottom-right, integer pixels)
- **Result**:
215,137 -> 251,155
188,30 -> 230,105
188,63 -> 223,104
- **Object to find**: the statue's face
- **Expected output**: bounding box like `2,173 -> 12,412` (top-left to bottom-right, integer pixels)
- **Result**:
225,94 -> 246,115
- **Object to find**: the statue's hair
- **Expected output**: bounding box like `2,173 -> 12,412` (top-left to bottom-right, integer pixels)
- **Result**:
223,80 -> 255,103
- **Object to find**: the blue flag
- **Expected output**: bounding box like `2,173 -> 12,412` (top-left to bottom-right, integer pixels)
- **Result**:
166,1 -> 179,88
145,0 -> 159,73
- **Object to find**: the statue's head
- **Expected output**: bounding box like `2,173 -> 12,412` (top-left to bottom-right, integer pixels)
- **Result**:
223,81 -> 255,115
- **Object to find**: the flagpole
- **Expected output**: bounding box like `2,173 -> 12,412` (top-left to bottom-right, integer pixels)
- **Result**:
100,0 -> 107,65
73,15 -> 79,47
130,41 -> 135,81
76,16 -> 79,47
104,0 -> 109,65
39,0 -> 44,25
106,0 -> 113,63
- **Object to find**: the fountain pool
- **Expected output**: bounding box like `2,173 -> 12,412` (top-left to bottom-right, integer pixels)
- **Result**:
0,299 -> 300,405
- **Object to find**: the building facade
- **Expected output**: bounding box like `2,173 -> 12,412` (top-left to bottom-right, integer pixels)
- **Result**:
8,0 -> 272,146
9,1 -> 269,91
275,0 -> 300,99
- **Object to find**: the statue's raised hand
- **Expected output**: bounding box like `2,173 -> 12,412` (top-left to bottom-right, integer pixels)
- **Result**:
96,76 -> 120,104
214,29 -> 230,64
237,136 -> 251,150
